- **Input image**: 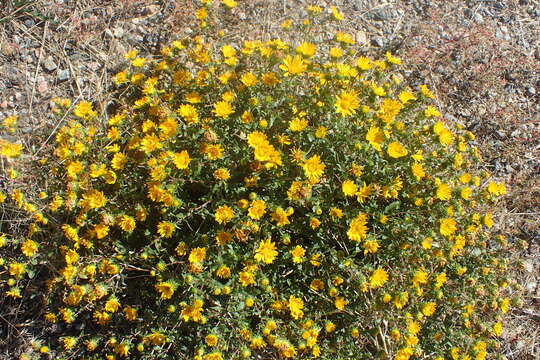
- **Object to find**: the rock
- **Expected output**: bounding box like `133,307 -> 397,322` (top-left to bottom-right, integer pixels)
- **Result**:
526,86 -> 536,96
1,42 -> 16,57
57,69 -> 70,81
42,56 -> 57,72
113,27 -> 124,38
14,92 -> 23,101
356,30 -> 368,45
37,80 -> 48,94
24,18 -> 35,28
371,36 -> 384,47
473,12 -> 484,23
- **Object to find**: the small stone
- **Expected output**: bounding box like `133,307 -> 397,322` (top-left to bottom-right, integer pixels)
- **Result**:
526,86 -> 536,96
57,69 -> 70,81
1,42 -> 16,57
356,30 -> 368,45
113,27 -> 124,38
371,36 -> 384,47
473,12 -> 484,23
37,80 -> 48,94
24,18 -> 35,28
42,56 -> 57,72
104,29 -> 114,38
14,92 -> 23,101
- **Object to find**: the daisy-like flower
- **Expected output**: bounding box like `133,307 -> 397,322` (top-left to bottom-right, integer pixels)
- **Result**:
335,90 -> 359,117
254,238 -> 278,264
369,268 -> 389,289
279,55 -> 308,76
302,155 -> 325,180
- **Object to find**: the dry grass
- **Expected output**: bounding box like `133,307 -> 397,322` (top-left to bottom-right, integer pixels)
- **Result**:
0,0 -> 538,358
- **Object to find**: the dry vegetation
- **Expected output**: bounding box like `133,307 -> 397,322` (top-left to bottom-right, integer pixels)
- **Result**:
0,0 -> 538,358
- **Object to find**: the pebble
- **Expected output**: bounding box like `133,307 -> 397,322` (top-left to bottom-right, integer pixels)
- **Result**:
356,30 -> 368,45
37,80 -> 48,94
371,36 -> 384,47
57,69 -> 70,81
526,86 -> 536,96
113,27 -> 125,38
42,56 -> 57,72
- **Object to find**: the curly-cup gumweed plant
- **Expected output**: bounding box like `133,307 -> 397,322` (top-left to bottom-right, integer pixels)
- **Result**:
0,2 -> 519,360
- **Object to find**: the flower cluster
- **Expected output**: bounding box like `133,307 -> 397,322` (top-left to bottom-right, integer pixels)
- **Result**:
0,2 -> 519,360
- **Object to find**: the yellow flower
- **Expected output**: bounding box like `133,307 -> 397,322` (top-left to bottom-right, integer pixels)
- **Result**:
347,213 -> 368,241
213,168 -> 231,181
205,334 -> 218,347
279,55 -> 308,76
335,90 -> 359,117
212,101 -> 234,118
369,268 -> 389,289
290,245 -> 306,263
411,163 -> 425,179
412,269 -> 428,287
289,117 -> 309,132
248,200 -> 266,220
140,134 -> 163,153
81,190 -> 107,210
203,144 -> 224,160
216,265 -> 231,279
302,155 -> 325,180
254,238 -> 278,264
366,125 -> 385,151
420,84 -> 435,98
385,51 -> 402,65
330,6 -> 343,20
157,221 -> 175,238
363,239 -> 380,254
492,321 -> 503,337
240,72 -> 258,87
189,247 -> 207,263
155,281 -> 176,299
296,42 -> 316,57
94,224 -> 110,239
118,215 -> 136,232
440,218 -> 457,236
221,0 -> 237,8
271,207 -> 292,226
73,101 -> 97,119
124,306 -> 138,321
356,56 -> 372,70
20,239 -> 38,257
461,187 -> 472,200
424,106 -> 441,117
422,302 -> 437,316
483,213 -> 494,228
398,90 -> 416,104
387,142 -> 408,158
105,296 -> 121,312
329,207 -> 344,219
335,297 -> 347,310
342,180 -> 357,196
436,183 -> 452,201
487,181 -> 507,196
215,205 -> 235,224
288,296 -> 304,319
394,291 -> 409,309
172,150 -> 191,169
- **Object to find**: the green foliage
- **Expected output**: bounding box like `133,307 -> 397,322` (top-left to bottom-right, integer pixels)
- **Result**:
0,3 -> 518,360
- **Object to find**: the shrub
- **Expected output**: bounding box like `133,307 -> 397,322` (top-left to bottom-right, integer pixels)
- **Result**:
0,3 -> 518,360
